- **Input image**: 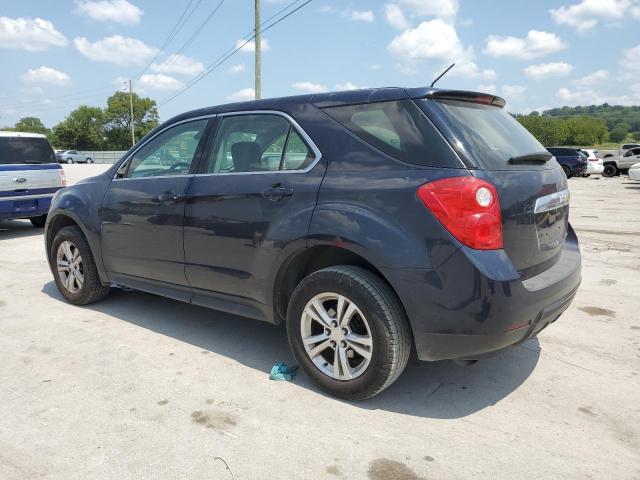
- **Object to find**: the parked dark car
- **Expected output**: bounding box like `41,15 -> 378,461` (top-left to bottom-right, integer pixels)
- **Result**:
44,87 -> 581,400
546,147 -> 588,178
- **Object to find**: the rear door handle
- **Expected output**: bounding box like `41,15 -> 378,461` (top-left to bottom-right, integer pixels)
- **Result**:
262,186 -> 294,201
157,191 -> 183,202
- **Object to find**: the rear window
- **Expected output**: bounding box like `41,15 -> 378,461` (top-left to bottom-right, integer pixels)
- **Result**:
323,100 -> 460,168
0,136 -> 55,164
422,99 -> 548,169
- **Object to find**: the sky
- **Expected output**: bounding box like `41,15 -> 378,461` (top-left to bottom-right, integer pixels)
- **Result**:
1,0 -> 639,128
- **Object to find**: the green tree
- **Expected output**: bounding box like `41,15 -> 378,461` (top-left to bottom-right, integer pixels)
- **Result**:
13,117 -> 50,136
609,126 -> 628,143
51,105 -> 105,150
565,116 -> 608,145
516,115 -> 569,146
631,131 -> 640,142
103,91 -> 159,150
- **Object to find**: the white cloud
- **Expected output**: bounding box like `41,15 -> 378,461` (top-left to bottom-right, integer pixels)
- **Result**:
74,0 -> 143,25
524,62 -> 574,79
369,64 -> 382,70
477,84 -> 497,92
236,38 -> 270,53
550,0 -> 633,31
556,87 -> 605,104
74,35 -> 157,66
138,74 -> 183,91
227,88 -> 256,101
388,20 -> 494,79
502,85 -> 527,100
151,54 -> 204,76
22,66 -> 71,86
394,0 -> 459,19
385,4 -> 410,30
574,69 -> 609,85
619,44 -> 640,81
335,82 -> 367,90
292,82 -> 328,93
485,30 -> 567,60
228,63 -> 246,74
0,17 -> 68,51
350,10 -> 374,22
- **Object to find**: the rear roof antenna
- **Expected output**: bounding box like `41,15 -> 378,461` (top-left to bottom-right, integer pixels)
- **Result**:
430,63 -> 456,88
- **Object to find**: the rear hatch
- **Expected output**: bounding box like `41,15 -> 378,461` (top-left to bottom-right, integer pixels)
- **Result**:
0,134 -> 63,195
416,92 -> 569,278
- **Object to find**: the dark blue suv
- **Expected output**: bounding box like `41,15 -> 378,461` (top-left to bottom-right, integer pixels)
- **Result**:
45,87 -> 581,400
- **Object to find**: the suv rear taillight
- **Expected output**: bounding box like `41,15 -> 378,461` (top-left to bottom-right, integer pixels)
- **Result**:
59,169 -> 67,187
417,177 -> 503,250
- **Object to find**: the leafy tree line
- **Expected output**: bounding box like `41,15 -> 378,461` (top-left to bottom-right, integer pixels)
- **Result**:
516,104 -> 640,146
1,91 -> 159,151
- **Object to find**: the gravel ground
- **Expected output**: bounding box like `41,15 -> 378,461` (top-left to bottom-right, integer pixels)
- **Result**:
0,168 -> 638,480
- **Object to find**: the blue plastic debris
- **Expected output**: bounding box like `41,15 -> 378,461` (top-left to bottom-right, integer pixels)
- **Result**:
269,362 -> 299,381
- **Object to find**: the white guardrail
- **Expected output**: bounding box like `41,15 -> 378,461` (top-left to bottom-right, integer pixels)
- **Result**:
83,151 -> 127,164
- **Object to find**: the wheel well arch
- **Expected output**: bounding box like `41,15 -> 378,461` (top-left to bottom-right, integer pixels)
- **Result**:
46,214 -> 79,254
273,245 -> 402,325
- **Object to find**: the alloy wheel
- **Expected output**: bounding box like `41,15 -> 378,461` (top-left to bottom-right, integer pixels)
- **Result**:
56,240 -> 84,293
300,293 -> 373,381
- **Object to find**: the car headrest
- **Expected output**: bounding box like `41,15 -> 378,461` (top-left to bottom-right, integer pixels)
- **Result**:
231,142 -> 261,172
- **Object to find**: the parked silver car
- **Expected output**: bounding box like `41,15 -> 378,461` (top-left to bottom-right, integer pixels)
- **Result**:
56,150 -> 93,164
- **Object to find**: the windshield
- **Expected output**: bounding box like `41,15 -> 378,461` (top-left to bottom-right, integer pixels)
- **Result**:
0,136 -> 56,164
421,99 -> 548,169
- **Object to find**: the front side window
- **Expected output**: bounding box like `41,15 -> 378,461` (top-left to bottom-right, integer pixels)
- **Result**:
126,120 -> 208,178
207,114 -> 315,173
323,100 -> 459,168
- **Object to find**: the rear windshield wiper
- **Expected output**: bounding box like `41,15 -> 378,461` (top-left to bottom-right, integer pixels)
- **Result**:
508,152 -> 553,165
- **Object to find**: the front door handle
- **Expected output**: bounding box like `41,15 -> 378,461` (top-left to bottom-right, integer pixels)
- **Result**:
158,191 -> 183,202
262,186 -> 295,201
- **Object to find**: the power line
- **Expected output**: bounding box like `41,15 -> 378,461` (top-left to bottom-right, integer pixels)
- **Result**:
159,0 -> 313,106
151,0 -> 226,77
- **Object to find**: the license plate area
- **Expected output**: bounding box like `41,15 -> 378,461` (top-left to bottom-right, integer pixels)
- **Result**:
13,199 -> 38,212
535,206 -> 568,252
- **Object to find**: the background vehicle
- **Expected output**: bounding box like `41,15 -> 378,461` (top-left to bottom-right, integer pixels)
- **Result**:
602,144 -> 640,177
0,131 -> 66,227
44,87 -> 581,400
56,150 -> 94,164
629,163 -> 640,181
578,149 -> 604,176
546,147 -> 588,178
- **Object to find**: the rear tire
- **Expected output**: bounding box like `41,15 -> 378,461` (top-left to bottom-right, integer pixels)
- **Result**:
30,215 -> 47,228
286,266 -> 411,400
603,164 -> 617,177
50,226 -> 110,305
562,165 -> 571,178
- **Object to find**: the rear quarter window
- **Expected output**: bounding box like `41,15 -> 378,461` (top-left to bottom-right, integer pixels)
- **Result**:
322,100 -> 460,168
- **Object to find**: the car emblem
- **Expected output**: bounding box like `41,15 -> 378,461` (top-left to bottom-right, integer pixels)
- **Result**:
13,177 -> 27,183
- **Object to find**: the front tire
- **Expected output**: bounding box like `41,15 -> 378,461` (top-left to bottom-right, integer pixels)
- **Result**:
50,226 -> 110,305
67,158 -> 74,164
603,164 -> 617,177
287,266 -> 411,400
30,215 -> 47,228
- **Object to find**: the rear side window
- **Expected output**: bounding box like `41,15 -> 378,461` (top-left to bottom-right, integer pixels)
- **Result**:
323,100 -> 460,168
0,136 -> 55,164
421,99 -> 548,170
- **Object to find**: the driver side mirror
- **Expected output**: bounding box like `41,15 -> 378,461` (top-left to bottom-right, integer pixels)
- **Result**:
115,159 -> 130,179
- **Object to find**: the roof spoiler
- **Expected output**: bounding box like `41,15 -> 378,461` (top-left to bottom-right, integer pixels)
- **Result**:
425,90 -> 506,108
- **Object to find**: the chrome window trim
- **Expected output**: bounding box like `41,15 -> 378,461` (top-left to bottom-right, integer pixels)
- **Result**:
112,114 -> 217,181
197,110 -> 323,177
534,189 -> 570,214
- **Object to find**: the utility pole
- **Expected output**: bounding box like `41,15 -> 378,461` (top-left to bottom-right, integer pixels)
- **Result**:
254,0 -> 261,100
128,79 -> 135,147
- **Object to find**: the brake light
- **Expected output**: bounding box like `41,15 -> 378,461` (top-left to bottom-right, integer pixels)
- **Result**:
417,177 -> 503,250
59,169 -> 67,187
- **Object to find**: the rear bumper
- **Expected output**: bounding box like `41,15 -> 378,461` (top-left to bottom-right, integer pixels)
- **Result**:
0,194 -> 55,220
586,163 -> 604,174
381,225 -> 582,361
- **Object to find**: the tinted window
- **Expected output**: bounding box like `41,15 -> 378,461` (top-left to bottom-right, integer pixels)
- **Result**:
423,99 -> 547,169
127,120 -> 207,178
622,144 -> 639,150
207,114 -> 315,173
0,136 -> 55,164
323,100 -> 460,168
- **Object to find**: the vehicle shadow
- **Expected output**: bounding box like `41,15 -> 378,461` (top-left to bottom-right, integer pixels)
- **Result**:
41,282 -> 540,419
0,219 -> 44,240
